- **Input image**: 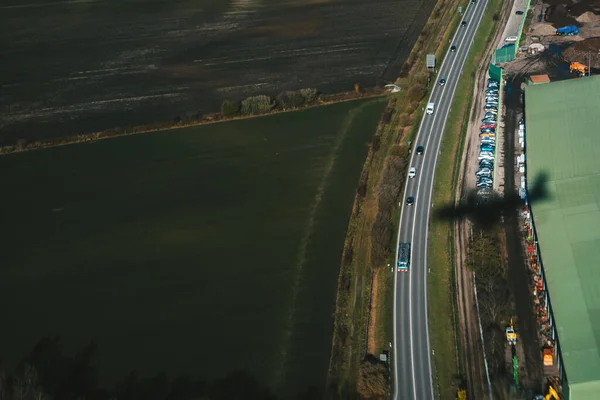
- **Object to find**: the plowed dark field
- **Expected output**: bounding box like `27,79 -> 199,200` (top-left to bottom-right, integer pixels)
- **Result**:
0,0 -> 435,145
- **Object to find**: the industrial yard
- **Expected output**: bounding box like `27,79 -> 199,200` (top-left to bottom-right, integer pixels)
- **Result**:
0,0 -> 435,145
454,0 -> 600,397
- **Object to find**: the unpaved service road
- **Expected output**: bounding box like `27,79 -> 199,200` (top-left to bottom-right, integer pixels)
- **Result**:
0,0 -> 435,145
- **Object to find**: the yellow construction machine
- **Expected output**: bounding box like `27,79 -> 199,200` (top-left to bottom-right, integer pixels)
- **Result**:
506,318 -> 517,344
533,379 -> 560,399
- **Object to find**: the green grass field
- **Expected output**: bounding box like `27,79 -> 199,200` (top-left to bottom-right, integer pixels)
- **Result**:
0,97 -> 386,396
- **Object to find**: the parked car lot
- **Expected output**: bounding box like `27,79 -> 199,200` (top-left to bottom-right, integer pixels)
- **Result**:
474,78 -> 500,191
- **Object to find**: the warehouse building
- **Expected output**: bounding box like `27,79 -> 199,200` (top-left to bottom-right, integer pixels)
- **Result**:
524,75 -> 600,399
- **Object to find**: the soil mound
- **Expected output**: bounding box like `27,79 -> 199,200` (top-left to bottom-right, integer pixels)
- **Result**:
576,11 -> 600,23
531,23 -> 558,35
563,37 -> 600,68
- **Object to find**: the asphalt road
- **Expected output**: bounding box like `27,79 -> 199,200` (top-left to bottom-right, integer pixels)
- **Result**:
392,1 -> 490,399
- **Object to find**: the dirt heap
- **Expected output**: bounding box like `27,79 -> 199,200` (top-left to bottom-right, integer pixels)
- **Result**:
576,11 -> 600,23
563,37 -> 600,68
531,23 -> 559,35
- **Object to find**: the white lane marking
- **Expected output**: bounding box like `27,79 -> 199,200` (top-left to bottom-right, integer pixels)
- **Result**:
393,1 -> 477,397
419,1 -> 491,399
401,1 -> 488,398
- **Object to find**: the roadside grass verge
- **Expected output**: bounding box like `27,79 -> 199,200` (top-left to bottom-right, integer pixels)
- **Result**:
327,0 -> 470,397
428,0 -> 504,398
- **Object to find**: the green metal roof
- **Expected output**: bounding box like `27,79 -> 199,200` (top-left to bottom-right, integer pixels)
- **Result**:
525,75 -> 600,399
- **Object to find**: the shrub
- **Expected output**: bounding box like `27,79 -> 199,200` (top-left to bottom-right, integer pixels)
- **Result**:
299,88 -> 319,104
416,72 -> 430,86
408,84 -> 427,102
399,113 -> 412,126
240,95 -> 274,115
276,91 -> 305,109
357,356 -> 388,398
221,100 -> 240,117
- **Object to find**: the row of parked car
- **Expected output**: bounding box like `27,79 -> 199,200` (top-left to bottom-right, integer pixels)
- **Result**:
477,78 -> 500,192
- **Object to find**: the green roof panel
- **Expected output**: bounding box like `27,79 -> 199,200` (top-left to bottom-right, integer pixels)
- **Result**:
525,75 -> 600,394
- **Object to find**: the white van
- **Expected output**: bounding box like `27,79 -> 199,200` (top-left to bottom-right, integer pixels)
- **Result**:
505,36 -> 518,43
426,102 -> 435,114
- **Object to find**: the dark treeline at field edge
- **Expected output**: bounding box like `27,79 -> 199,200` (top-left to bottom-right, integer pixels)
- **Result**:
0,336 -> 323,400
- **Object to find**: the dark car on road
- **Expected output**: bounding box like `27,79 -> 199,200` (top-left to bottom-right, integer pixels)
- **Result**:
516,10 -> 524,15
461,20 -> 467,27
406,196 -> 415,206
439,78 -> 446,86
416,145 -> 425,154
451,45 -> 457,52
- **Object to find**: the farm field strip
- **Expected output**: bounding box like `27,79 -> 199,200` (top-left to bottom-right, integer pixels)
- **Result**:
0,97 -> 386,397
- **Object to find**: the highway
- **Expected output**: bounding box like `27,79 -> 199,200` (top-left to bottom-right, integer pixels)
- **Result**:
392,0 -> 490,399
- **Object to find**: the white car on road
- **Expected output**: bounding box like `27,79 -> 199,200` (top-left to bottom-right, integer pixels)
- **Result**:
409,167 -> 416,178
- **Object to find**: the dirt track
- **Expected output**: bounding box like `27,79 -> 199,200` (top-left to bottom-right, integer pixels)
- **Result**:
454,1 -> 513,399
453,0 -> 513,397
501,73 -> 544,394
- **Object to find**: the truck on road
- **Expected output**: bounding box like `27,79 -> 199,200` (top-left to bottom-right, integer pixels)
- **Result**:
397,243 -> 411,272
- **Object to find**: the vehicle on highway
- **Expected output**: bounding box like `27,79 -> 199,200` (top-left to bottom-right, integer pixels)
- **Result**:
439,78 -> 446,86
416,145 -> 424,154
397,242 -> 411,272
406,196 -> 415,206
461,20 -> 467,27
426,102 -> 435,114
451,45 -> 457,52
409,167 -> 416,178
516,10 -> 524,15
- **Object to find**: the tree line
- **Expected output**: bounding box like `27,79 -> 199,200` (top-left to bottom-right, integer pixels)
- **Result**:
220,88 -> 319,118
466,228 -> 511,376
0,336 -> 322,400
